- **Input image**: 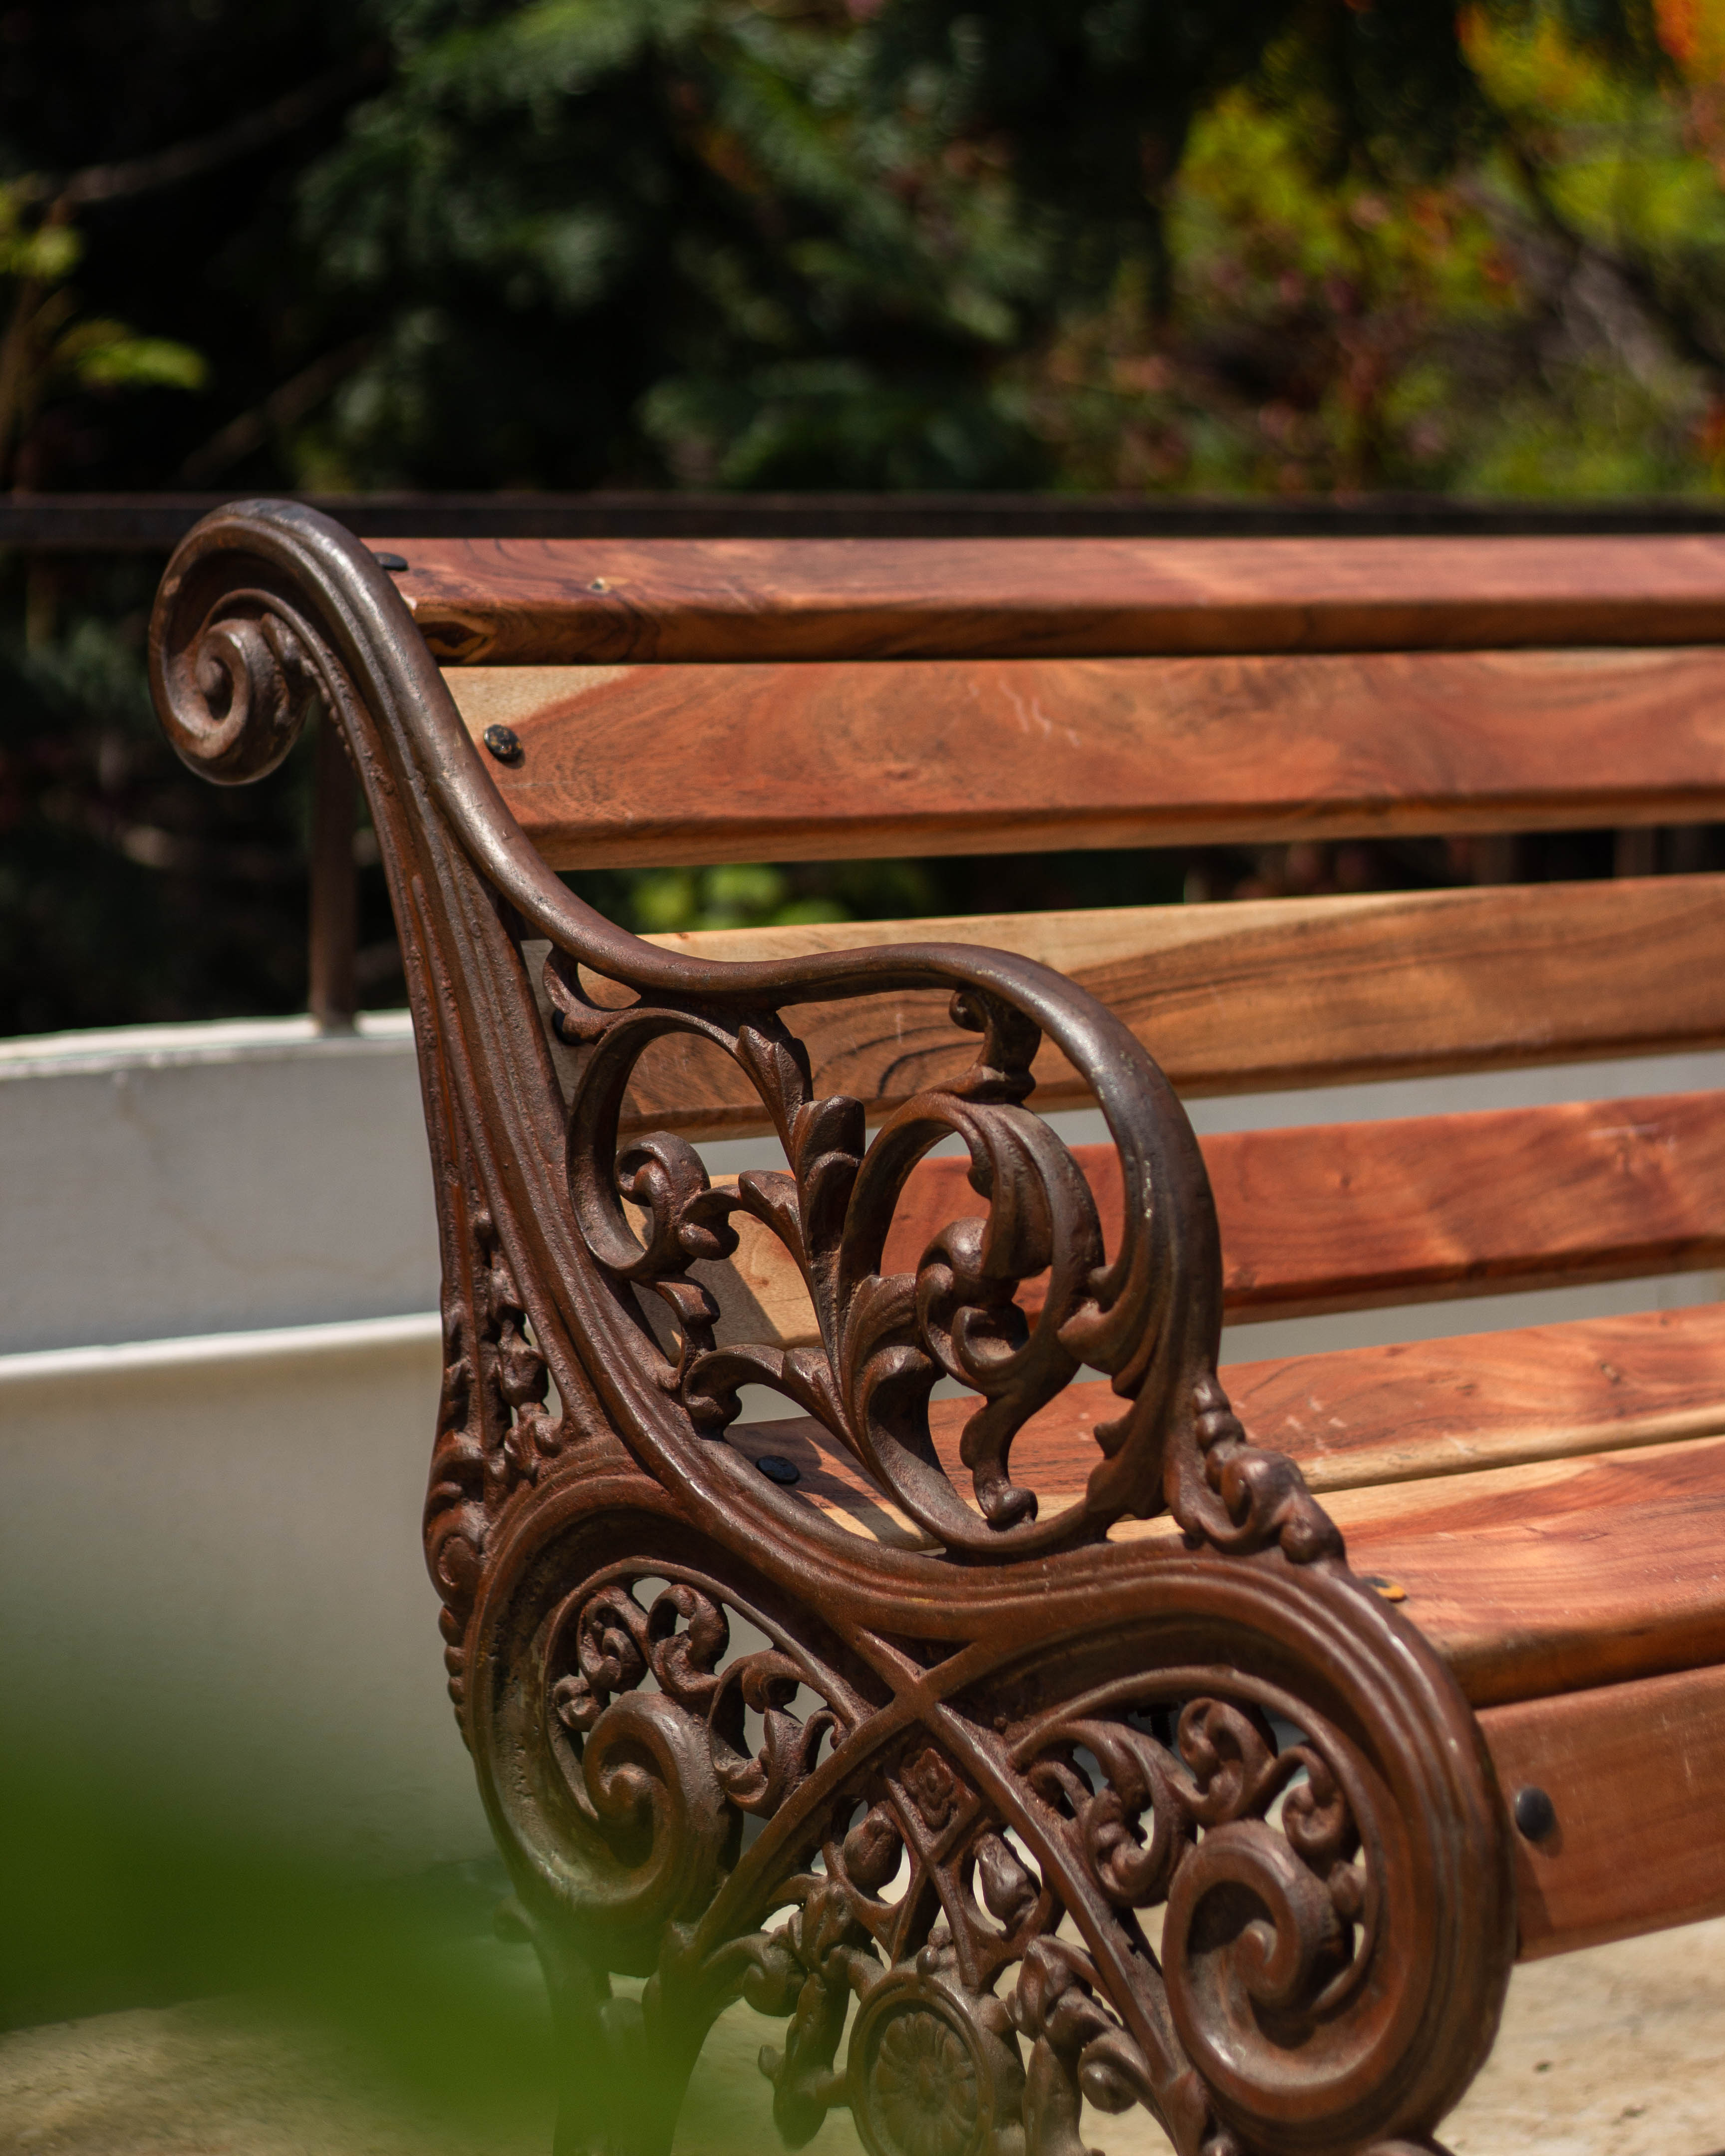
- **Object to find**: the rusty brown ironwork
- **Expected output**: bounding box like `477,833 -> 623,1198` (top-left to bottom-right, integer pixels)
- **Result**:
307,709 -> 358,1029
150,500 -> 1516,2156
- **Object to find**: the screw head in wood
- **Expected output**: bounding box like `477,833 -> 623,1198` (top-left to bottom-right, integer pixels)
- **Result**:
1513,1784 -> 1557,1840
370,551 -> 409,571
755,1454 -> 801,1486
482,724 -> 524,766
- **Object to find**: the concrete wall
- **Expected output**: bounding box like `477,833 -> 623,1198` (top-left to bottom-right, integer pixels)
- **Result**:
4,1013 -> 1723,1868
0,1017 -> 468,1869
0,1015 -> 437,1355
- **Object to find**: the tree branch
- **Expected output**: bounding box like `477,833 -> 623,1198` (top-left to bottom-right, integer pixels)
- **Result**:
176,337 -> 376,485
1505,128 -> 1725,384
16,53 -> 387,213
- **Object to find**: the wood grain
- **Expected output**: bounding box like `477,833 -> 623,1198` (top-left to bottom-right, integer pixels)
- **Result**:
450,647 -> 1725,867
1480,1662 -> 1725,1957
709,1088 -> 1725,1339
1202,1088 -> 1725,1320
1107,1433 -> 1725,1705
728,1404 -> 1725,1707
391,533 -> 1725,664
1313,1435 -> 1725,1704
905,1305 -> 1725,1501
1221,1305 -> 1725,1487
524,875 -> 1725,1140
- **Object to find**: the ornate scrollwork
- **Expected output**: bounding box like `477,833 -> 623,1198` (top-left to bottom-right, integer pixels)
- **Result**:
456,1524 -> 1508,2156
553,946 -> 1333,1563
157,592 -> 333,784
424,1214 -> 571,1709
150,503 -> 1514,2156
1018,1683 -> 1383,2155
150,500 -> 1338,1578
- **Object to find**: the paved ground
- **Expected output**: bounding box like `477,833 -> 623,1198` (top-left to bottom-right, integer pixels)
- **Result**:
1,1917 -> 1721,2156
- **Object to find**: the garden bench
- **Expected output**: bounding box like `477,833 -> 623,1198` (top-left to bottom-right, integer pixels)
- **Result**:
151,504 -> 1725,2156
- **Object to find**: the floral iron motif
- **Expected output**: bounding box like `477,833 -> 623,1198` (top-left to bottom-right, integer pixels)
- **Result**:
471,1554 -> 1506,2156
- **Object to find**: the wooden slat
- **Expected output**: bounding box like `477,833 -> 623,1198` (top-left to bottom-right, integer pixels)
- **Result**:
395,534 -> 1725,664
537,875 -> 1725,1140
1315,1435 -> 1725,1704
1100,1435 -> 1725,1706
897,1306 -> 1725,1502
717,1089 -> 1725,1342
1204,1088 -> 1725,1320
732,1398 -> 1725,1703
1480,1663 -> 1725,1957
730,1306 -> 1725,1521
452,647 -> 1725,868
1222,1306 -> 1725,1488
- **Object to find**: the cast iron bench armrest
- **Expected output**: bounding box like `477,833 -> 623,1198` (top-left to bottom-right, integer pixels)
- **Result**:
150,500 -> 1513,2156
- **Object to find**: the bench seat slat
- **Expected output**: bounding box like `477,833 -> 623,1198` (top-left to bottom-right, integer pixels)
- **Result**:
713,1089 -> 1725,1342
1480,1663 -> 1725,1957
394,533 -> 1725,664
1222,1306 -> 1725,1486
574,876 -> 1725,1139
730,1306 -> 1725,1521
1316,1435 -> 1725,1705
452,648 -> 1725,867
731,1385 -> 1725,1707
917,1305 -> 1725,1498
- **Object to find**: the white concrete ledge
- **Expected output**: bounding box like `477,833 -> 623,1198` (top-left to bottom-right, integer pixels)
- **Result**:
0,1312 -> 442,1395
0,1011 -> 439,1356
0,1010 -> 415,1081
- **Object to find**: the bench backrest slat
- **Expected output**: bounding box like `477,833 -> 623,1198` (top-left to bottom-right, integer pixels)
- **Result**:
703,1089 -> 1725,1350
533,876 -> 1725,1140
394,533 -> 1725,663
453,647 -> 1725,868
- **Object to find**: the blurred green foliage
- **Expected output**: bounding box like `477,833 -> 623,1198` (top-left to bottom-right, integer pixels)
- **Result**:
2,0 -> 1725,1026
0,1723 -> 560,2147
0,0 -> 1702,501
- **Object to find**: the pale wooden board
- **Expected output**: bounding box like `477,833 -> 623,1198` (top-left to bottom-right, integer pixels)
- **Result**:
518,877 -> 1725,1139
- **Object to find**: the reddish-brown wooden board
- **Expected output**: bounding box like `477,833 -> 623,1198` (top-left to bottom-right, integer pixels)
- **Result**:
549,876 -> 1725,1139
1221,1305 -> 1725,1487
1313,1435 -> 1725,1704
908,1305 -> 1725,1499
705,1090 -> 1725,1344
451,648 -> 1725,868
730,1403 -> 1725,1707
1480,1662 -> 1725,1957
866,1088 -> 1725,1323
391,533 -> 1725,664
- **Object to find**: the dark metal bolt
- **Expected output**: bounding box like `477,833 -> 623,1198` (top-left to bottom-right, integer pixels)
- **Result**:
755,1453 -> 801,1486
370,551 -> 409,572
1513,1785 -> 1557,1841
482,724 -> 524,766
